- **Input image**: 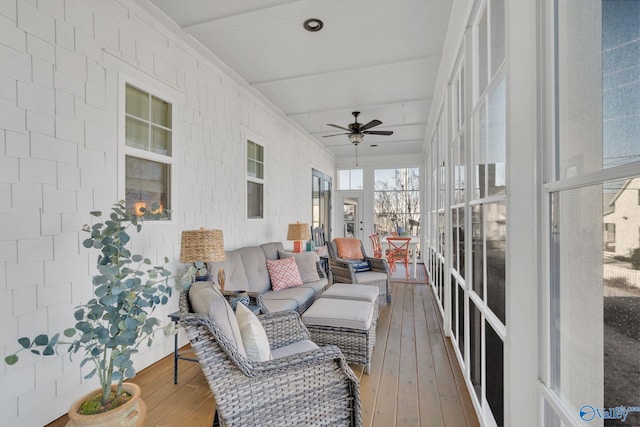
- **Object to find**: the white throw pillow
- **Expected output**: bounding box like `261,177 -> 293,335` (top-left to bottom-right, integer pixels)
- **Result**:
235,303 -> 272,362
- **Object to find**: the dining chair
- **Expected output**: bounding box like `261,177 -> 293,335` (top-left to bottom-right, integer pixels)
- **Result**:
368,234 -> 383,259
386,237 -> 411,280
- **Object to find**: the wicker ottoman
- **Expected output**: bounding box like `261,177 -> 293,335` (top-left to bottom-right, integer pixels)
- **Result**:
302,298 -> 376,374
320,284 -> 379,323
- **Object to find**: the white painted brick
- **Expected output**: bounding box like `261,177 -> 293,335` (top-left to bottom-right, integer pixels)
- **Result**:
80,168 -> 109,189
0,97 -> 26,133
119,28 -> 136,60
64,0 -> 94,36
94,13 -> 118,52
6,260 -> 44,288
84,121 -> 106,150
26,110 -> 55,136
57,163 -> 80,191
31,56 -> 53,88
0,261 -> 6,289
13,286 -> 37,316
136,40 -> 154,72
26,34 -> 54,63
55,366 -> 81,395
0,183 -> 9,212
41,212 -> 61,236
0,0 -> 16,21
87,60 -> 104,86
0,241 -> 17,262
37,283 -> 70,308
0,13 -> 26,52
37,0 -> 65,21
74,28 -> 102,62
0,364 -> 35,403
85,81 -> 105,109
17,1 -> 54,43
5,130 -> 29,158
18,237 -> 53,263
54,89 -> 74,118
0,43 -> 31,82
11,182 -> 42,208
74,98 -> 107,126
154,53 -> 177,86
77,147 -> 105,171
18,381 -> 56,415
31,133 -> 78,165
60,212 -> 85,233
0,73 -> 17,101
35,356 -> 64,389
0,393 -> 15,422
42,185 -> 76,213
17,81 -> 54,116
54,46 -> 86,81
54,19 -> 74,51
19,158 -> 56,184
54,116 -> 84,144
54,69 -> 85,99
76,187 -> 94,212
52,233 -> 79,261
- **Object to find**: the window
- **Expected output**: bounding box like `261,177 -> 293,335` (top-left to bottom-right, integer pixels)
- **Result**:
338,169 -> 363,190
312,169 -> 332,238
247,139 -> 264,219
124,84 -> 172,219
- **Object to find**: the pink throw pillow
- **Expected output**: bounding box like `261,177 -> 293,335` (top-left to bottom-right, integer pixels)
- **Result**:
267,257 -> 303,291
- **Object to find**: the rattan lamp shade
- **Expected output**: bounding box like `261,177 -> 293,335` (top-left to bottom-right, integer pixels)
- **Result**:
287,222 -> 310,253
179,228 -> 225,263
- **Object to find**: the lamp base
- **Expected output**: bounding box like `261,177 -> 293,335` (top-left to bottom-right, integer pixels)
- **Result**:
293,241 -> 303,253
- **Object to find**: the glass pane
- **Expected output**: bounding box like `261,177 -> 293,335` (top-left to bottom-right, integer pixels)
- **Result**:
487,78 -> 506,196
126,117 -> 148,150
312,175 -> 321,229
151,95 -> 171,128
247,140 -> 256,159
458,281 -> 465,355
459,135 -> 466,204
125,156 -> 170,220
486,201 -> 506,324
374,168 -> 421,237
247,181 -> 263,219
451,274 -> 458,342
470,301 -> 482,400
452,208 -> 459,272
486,322 -> 504,426
490,0 -> 505,77
458,206 -> 466,279
475,103 -> 487,199
557,0 -> 640,177
151,125 -> 171,156
125,85 -> 149,120
478,7 -> 489,96
256,143 -> 263,162
551,178 -> 640,425
255,161 -> 263,180
247,160 -> 256,177
472,204 -> 484,298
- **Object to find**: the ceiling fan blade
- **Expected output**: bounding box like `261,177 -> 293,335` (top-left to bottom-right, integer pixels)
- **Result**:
327,124 -> 351,131
322,132 -> 350,137
359,119 -> 382,131
363,130 -> 394,136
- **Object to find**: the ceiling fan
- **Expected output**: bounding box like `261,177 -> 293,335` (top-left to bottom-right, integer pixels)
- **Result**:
323,111 -> 394,145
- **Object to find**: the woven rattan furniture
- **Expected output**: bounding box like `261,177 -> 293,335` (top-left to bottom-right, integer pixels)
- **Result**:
179,289 -> 362,426
327,239 -> 392,303
301,298 -> 377,375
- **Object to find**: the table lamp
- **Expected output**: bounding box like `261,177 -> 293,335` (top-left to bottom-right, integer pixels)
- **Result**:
287,222 -> 311,253
179,228 -> 225,281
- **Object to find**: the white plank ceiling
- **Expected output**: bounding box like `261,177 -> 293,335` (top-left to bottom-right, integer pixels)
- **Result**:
140,0 -> 453,161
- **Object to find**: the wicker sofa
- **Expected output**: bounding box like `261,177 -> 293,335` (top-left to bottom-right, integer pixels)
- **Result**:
327,238 -> 392,303
206,242 -> 328,314
179,288 -> 362,426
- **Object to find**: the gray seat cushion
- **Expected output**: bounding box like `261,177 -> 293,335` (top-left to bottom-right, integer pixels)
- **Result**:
354,270 -> 387,284
270,339 -> 319,359
261,298 -> 298,313
260,242 -> 285,260
302,299 -> 374,330
207,250 -> 249,292
262,286 -> 315,306
299,278 -> 328,294
321,283 -> 379,304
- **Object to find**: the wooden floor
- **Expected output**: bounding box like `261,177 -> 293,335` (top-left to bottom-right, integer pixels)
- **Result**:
47,282 -> 479,427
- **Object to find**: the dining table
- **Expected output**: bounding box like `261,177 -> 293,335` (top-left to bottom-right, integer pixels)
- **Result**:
380,236 -> 420,279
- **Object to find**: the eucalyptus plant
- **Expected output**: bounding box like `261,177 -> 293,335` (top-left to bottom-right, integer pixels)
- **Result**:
5,201 -> 173,409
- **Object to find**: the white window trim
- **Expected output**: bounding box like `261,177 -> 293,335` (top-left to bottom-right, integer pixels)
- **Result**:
244,129 -> 266,220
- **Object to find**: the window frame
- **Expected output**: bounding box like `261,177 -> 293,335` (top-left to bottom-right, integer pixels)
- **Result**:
245,133 -> 265,220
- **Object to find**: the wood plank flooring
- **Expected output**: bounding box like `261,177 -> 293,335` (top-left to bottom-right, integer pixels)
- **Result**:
46,282 -> 479,427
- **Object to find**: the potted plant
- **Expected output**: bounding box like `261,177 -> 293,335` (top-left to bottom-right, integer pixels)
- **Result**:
4,201 -> 174,426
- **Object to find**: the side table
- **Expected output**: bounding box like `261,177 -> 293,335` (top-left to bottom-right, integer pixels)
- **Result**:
168,311 -> 198,384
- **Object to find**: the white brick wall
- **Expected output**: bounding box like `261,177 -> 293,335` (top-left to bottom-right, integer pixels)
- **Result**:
0,0 -> 335,425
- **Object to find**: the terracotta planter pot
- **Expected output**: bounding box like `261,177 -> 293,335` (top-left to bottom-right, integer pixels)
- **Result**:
66,383 -> 147,427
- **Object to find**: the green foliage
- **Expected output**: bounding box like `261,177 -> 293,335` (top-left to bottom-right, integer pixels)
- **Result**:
4,201 -> 174,407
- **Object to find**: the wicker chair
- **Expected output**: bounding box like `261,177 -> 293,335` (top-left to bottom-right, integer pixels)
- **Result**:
327,238 -> 392,303
179,290 -> 362,426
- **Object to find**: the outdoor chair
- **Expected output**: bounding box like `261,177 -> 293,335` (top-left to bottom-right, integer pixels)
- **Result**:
327,238 -> 392,302
386,237 -> 411,280
179,287 -> 362,426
